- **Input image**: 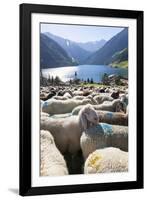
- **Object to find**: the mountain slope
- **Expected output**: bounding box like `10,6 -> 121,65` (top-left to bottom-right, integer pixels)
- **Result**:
78,39 -> 106,52
40,33 -> 76,68
111,48 -> 128,63
44,32 -> 91,64
110,48 -> 128,68
86,28 -> 128,65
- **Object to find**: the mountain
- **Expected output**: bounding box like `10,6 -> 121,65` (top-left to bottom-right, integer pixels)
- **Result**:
85,28 -> 128,65
44,32 -> 91,64
111,48 -> 128,62
109,48 -> 128,68
40,33 -> 77,69
78,39 -> 106,52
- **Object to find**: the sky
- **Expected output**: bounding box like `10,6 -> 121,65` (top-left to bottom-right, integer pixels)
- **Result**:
41,23 -> 124,43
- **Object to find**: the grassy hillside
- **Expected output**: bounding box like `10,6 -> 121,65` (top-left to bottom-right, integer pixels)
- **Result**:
109,48 -> 128,68
110,60 -> 128,68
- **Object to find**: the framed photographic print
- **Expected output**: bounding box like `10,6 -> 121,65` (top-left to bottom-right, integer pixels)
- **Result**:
19,3 -> 144,196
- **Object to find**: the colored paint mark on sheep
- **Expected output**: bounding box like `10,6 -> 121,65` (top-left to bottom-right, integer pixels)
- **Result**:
101,123 -> 113,135
94,125 -> 104,133
88,152 -> 102,169
88,124 -> 112,136
106,112 -> 113,119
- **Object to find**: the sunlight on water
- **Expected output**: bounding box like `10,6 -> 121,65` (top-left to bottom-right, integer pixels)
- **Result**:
42,66 -> 79,82
42,65 -> 128,82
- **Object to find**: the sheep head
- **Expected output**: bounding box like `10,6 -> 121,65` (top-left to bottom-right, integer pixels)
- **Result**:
79,104 -> 99,131
113,99 -> 126,113
87,95 -> 97,105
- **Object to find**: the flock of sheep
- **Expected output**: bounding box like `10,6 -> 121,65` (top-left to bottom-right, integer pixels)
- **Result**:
40,85 -> 128,176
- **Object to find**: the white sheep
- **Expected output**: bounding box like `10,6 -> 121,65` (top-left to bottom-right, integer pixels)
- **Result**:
40,130 -> 68,176
73,96 -> 85,100
84,147 -> 128,174
87,95 -> 98,105
53,96 -> 68,100
63,92 -> 72,98
126,105 -> 129,114
72,100 -> 126,115
73,95 -> 97,105
51,113 -> 72,119
73,91 -> 84,96
80,123 -> 128,160
42,98 -> 92,114
120,94 -> 128,106
94,95 -> 113,104
97,110 -> 128,126
40,100 -> 44,112
41,104 -> 99,155
92,99 -> 126,112
41,112 -> 50,120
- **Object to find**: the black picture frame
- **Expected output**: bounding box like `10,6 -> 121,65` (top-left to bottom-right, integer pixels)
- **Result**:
19,3 -> 144,196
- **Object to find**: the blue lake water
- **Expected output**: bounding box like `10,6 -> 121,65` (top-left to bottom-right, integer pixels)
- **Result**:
42,65 -> 128,82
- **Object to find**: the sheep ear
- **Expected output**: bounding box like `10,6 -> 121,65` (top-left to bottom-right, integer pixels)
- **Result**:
84,112 -> 89,118
80,113 -> 88,130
